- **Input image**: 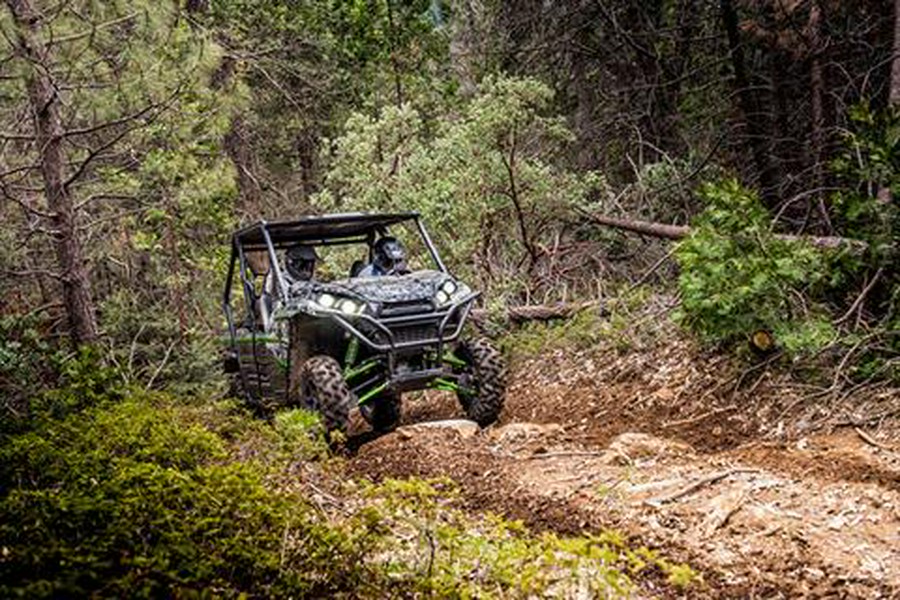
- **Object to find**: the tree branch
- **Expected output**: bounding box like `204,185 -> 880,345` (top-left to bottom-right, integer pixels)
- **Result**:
577,209 -> 870,252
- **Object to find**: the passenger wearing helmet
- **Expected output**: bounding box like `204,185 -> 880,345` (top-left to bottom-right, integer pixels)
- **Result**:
284,244 -> 318,284
357,236 -> 408,277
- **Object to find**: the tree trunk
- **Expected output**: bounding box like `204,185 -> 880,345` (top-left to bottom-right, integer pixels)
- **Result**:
7,0 -> 98,347
720,0 -> 778,207
471,301 -> 600,325
808,0 -> 832,230
224,116 -> 262,216
877,0 -> 900,204
890,0 -> 900,105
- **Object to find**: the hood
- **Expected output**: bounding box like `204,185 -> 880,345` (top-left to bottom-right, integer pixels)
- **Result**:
328,269 -> 449,304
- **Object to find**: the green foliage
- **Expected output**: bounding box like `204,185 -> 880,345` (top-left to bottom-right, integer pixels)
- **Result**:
0,392 -> 380,598
272,408 -> 329,458
31,346 -> 125,423
675,179 -> 832,352
499,286 -> 666,360
99,289 -> 227,394
827,103 -> 900,378
0,383 -> 700,598
501,309 -> 605,360
831,102 -> 900,262
360,478 -> 700,598
0,0 -> 240,390
0,327 -> 123,437
314,75 -> 607,299
0,315 -> 56,430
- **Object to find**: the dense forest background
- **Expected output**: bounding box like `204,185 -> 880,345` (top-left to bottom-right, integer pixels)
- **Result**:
2,0 -> 898,386
0,0 -> 900,589
3,0 -> 900,395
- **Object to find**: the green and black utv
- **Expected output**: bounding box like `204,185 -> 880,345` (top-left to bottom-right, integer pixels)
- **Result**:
222,212 -> 506,435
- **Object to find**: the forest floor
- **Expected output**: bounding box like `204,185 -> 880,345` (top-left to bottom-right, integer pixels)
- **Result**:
344,337 -> 900,598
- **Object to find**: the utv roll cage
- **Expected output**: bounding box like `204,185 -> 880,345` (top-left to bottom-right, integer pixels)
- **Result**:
222,211 -> 448,339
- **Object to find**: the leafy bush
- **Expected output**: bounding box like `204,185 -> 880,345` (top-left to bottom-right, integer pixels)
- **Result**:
0,392 -> 382,598
0,325 -> 123,438
0,384 -> 700,598
0,314 -> 57,433
501,308 -> 605,361
675,179 -> 835,352
314,75 -> 607,301
360,478 -> 700,597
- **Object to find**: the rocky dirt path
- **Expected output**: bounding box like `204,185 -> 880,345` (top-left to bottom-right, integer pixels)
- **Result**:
346,348 -> 900,598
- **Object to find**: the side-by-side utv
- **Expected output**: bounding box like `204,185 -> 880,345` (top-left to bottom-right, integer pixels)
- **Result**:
222,212 -> 506,434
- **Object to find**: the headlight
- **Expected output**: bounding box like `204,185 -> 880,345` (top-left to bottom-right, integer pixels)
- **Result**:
434,279 -> 469,307
317,293 -> 336,309
338,299 -> 364,315
316,293 -> 364,315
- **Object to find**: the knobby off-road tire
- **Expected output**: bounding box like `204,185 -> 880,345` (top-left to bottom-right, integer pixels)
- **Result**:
229,331 -> 288,415
361,393 -> 402,433
455,337 -> 507,427
300,356 -> 353,436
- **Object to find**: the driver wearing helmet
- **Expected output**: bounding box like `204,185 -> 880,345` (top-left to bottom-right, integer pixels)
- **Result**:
357,236 -> 408,277
283,244 -> 318,284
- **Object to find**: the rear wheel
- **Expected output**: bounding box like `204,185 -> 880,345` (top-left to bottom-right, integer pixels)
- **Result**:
229,328 -> 288,415
300,356 -> 353,436
454,337 -> 506,427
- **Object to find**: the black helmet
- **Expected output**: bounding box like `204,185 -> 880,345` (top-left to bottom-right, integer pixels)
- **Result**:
285,244 -> 318,281
372,236 -> 407,274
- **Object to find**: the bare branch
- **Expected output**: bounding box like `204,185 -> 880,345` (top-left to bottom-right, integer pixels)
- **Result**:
2,267 -> 63,280
49,12 -> 138,46
74,192 -> 136,210
62,92 -> 179,191
63,97 -> 165,138
0,130 -> 34,141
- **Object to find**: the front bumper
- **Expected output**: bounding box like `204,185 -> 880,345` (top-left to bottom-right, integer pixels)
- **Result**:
328,292 -> 478,354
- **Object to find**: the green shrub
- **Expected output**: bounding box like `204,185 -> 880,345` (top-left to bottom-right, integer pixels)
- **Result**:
0,392 -> 381,598
313,75 -> 607,301
675,179 -> 834,353
0,314 -> 58,434
501,308 -> 604,360
1,329 -> 123,438
360,478 -> 699,598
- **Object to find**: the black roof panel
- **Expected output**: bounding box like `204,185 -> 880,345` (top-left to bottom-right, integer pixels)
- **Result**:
234,212 -> 419,248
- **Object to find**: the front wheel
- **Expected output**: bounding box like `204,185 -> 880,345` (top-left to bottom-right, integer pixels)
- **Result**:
300,356 -> 353,436
454,337 -> 507,427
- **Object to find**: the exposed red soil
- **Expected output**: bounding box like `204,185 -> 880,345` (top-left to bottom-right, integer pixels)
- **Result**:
345,340 -> 900,598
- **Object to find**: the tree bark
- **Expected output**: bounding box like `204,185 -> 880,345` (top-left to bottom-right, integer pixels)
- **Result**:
579,211 -> 868,251
720,0 -> 778,207
471,301 -> 600,325
877,0 -> 900,204
808,0 -> 832,230
7,0 -> 98,347
890,0 -> 900,105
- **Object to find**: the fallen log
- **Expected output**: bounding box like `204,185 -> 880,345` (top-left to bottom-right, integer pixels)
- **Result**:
579,211 -> 868,252
470,300 -> 598,324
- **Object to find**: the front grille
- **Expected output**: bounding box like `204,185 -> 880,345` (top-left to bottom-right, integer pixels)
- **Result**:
380,299 -> 435,317
392,323 -> 439,345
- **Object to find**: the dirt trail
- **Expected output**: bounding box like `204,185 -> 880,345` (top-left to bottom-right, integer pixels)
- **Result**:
346,347 -> 900,598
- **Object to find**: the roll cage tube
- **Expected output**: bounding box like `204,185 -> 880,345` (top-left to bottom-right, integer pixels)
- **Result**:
415,217 -> 447,274
260,216 -> 448,296
259,221 -> 289,303
222,244 -> 238,340
223,213 -> 451,336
